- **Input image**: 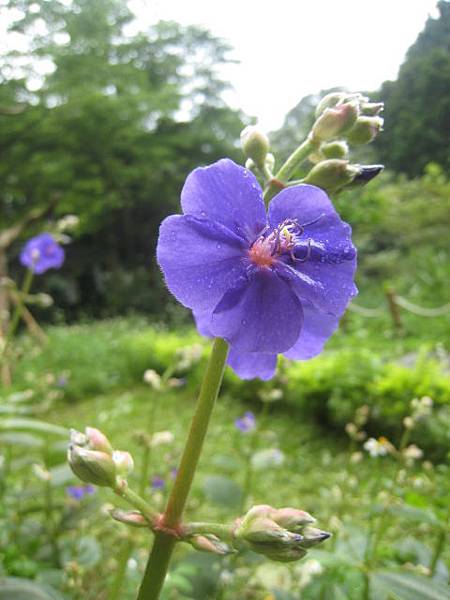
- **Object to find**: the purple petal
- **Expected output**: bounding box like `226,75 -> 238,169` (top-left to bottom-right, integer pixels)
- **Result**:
181,159 -> 267,243
269,185 -> 357,315
20,233 -> 65,275
210,270 -> 303,353
228,347 -> 277,380
283,304 -> 340,360
193,309 -> 213,338
157,215 -> 247,312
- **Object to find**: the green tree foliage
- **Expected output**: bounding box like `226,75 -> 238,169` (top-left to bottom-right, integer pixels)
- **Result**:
374,0 -> 450,175
0,0 -> 245,316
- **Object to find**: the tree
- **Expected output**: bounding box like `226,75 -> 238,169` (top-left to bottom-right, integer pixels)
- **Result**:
374,0 -> 450,175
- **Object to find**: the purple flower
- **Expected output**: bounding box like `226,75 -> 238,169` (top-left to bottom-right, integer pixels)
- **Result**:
151,475 -> 165,490
20,233 -> 65,275
66,484 -> 95,500
235,411 -> 256,433
157,159 -> 357,380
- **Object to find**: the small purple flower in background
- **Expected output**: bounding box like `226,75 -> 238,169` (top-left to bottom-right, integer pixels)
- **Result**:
235,411 -> 256,433
151,475 -> 165,490
20,233 -> 65,275
157,159 -> 357,380
170,467 -> 178,479
66,484 -> 95,500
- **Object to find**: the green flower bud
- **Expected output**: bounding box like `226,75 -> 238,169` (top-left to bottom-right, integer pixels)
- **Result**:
85,427 -> 113,455
270,507 -> 316,532
68,445 -> 116,487
188,534 -> 234,555
303,160 -> 384,193
298,526 -> 331,549
312,103 -> 359,142
303,159 -> 358,193
345,116 -> 384,145
320,141 -> 349,160
240,125 -> 270,168
110,509 -> 149,528
112,450 -> 134,477
257,545 -> 307,563
315,92 -> 348,117
361,101 -> 384,116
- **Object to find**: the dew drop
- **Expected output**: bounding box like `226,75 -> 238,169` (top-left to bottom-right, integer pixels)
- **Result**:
241,319 -> 247,326
216,243 -> 222,250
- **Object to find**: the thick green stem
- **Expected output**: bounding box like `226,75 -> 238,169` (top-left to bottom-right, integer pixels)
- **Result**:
263,137 -> 317,203
136,337 -> 229,600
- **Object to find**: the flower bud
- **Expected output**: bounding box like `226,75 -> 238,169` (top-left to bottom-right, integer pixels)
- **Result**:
361,101 -> 384,116
270,508 -> 315,532
240,125 -> 270,168
345,116 -> 384,145
112,450 -> 134,477
68,445 -> 116,487
188,534 -> 233,555
110,509 -> 149,528
303,160 -> 383,193
298,526 -> 331,549
312,103 -> 359,142
320,141 -> 349,160
143,369 -> 162,389
85,427 -> 113,455
315,92 -> 348,117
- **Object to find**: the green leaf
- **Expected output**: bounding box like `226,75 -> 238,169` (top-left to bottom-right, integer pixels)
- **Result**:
0,577 -> 65,600
371,569 -> 450,600
202,475 -> 242,509
0,419 -> 68,437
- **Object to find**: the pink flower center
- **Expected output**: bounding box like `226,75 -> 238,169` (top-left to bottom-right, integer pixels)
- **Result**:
248,220 -> 303,268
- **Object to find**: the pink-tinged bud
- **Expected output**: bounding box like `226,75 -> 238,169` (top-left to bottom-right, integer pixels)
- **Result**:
68,445 -> 116,487
110,509 -> 149,528
312,103 -> 359,142
346,116 -> 384,145
112,450 -> 134,477
270,508 -> 316,532
298,526 -> 331,549
240,125 -> 270,168
188,534 -> 233,555
85,427 -> 113,455
315,92 -> 348,117
303,160 -> 383,193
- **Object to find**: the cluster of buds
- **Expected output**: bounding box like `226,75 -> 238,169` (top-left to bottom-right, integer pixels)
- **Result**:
234,505 -> 330,562
68,427 -> 133,490
312,92 -> 384,145
305,91 -> 384,194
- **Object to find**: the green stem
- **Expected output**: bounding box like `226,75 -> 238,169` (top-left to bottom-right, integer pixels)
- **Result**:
263,137 -> 317,203
0,268 -> 34,363
183,521 -> 234,541
136,337 -> 229,600
430,504 -> 450,575
117,485 -> 159,523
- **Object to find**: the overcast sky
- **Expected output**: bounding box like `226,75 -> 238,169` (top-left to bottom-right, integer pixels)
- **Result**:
130,0 -> 439,130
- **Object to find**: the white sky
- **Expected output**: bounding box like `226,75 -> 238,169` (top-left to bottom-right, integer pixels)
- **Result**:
129,0 -> 439,130
1,0 -> 440,130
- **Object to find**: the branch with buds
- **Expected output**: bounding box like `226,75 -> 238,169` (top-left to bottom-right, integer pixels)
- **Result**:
68,428 -> 331,562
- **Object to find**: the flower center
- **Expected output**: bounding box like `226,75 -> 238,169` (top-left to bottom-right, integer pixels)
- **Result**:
248,220 -> 304,268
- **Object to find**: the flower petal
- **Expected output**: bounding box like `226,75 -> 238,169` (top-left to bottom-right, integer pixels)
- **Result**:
210,269 -> 303,353
157,215 -> 247,312
269,185 -> 357,315
283,304 -> 340,360
228,347 -> 277,381
181,158 -> 267,243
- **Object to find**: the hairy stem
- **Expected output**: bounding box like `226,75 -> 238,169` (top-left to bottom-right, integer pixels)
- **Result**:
136,337 -> 229,600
